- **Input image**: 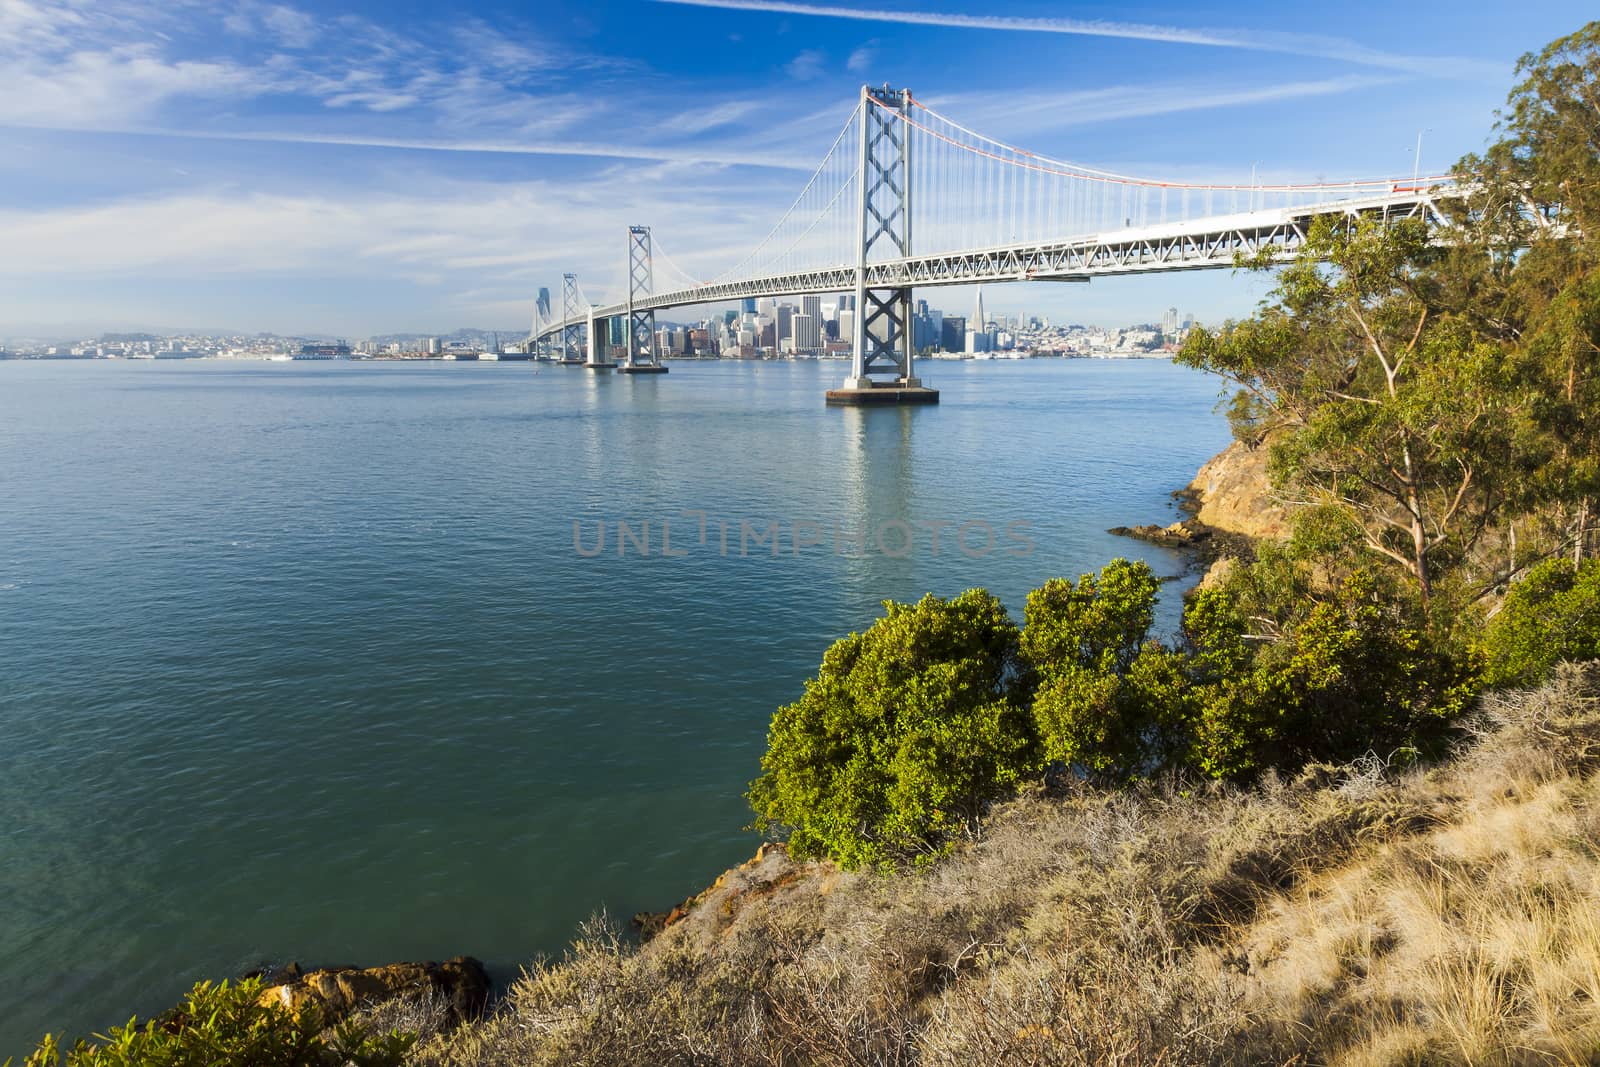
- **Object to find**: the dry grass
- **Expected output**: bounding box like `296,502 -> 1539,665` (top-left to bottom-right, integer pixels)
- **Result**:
409,663 -> 1600,1067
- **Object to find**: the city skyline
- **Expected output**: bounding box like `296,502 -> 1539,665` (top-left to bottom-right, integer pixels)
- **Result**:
0,293 -> 1191,360
2,0 -> 1591,336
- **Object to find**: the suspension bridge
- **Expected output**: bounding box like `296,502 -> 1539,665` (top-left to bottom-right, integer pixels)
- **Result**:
526,85 -> 1458,403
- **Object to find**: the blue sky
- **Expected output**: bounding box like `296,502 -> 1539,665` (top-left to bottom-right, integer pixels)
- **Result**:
0,0 -> 1591,339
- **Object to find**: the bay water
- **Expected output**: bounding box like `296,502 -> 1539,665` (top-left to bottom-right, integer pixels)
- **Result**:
0,357 -> 1229,1053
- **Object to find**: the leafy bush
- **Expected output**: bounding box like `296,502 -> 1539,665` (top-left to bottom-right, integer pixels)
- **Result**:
749,560 -> 1488,867
1482,557 -> 1600,685
1187,569 -> 1482,779
17,978 -> 413,1067
1021,560 -> 1194,783
746,589 -> 1035,869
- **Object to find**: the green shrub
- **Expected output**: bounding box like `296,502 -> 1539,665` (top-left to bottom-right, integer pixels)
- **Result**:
1481,557 -> 1600,686
1187,569 -> 1481,779
747,589 -> 1036,869
1020,560 -> 1195,782
17,978 -> 413,1067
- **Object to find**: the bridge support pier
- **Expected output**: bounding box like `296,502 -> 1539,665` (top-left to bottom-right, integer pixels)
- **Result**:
830,85 -> 935,406
583,304 -> 616,369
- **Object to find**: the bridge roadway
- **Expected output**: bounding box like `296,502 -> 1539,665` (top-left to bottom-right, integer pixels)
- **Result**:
533,186 -> 1452,342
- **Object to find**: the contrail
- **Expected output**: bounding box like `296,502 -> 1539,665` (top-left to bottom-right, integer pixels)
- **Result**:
0,122 -> 818,171
652,0 -> 1501,79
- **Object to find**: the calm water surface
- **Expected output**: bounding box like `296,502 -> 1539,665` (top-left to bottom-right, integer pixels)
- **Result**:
0,357 -> 1229,1053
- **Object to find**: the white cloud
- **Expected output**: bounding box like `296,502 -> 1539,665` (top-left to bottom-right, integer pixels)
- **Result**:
219,2 -> 321,48
652,0 -> 1503,79
660,99 -> 763,135
846,42 -> 876,74
0,0 -> 84,50
0,167 -> 805,320
785,49 -> 827,80
261,4 -> 319,48
0,46 -> 277,126
450,18 -> 550,72
0,1 -> 607,135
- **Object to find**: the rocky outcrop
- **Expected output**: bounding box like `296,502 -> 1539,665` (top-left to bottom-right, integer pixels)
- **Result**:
1183,439 -> 1290,541
1107,521 -> 1213,552
1111,440 -> 1288,585
253,956 -> 489,1027
633,841 -> 795,943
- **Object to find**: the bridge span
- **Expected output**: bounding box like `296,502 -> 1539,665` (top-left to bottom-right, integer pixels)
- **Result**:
528,85 -> 1457,403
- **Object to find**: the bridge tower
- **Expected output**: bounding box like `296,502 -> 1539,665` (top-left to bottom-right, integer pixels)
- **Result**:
559,274 -> 585,365
619,225 -> 668,374
828,85 -> 937,405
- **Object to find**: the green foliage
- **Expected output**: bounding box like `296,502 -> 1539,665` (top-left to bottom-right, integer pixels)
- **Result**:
1186,569 -> 1482,780
1021,560 -> 1194,783
1482,558 -> 1600,686
750,560 -> 1488,866
1466,21 -> 1600,286
1175,25 -> 1600,609
18,978 -> 413,1067
1179,216 -> 1517,613
747,589 -> 1035,869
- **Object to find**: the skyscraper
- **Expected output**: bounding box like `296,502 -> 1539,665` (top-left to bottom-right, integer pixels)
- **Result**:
537,287 -> 552,324
941,316 -> 966,352
792,313 -> 820,352
973,286 -> 986,332
741,298 -> 757,314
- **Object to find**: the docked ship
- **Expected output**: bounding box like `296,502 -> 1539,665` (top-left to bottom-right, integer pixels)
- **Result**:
295,342 -> 351,360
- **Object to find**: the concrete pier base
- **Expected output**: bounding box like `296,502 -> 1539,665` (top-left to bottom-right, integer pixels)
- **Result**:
617,364 -> 669,374
826,378 -> 939,405
556,359 -> 586,367
583,362 -> 618,370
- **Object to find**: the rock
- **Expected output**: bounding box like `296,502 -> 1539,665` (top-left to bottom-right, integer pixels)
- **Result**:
1197,555 -> 1239,591
1107,522 -> 1209,550
632,842 -> 789,943
256,956 -> 489,1027
1185,440 -> 1290,541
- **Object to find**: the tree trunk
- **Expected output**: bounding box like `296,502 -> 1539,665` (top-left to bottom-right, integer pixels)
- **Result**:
1509,520 -> 1517,584
1412,513 -> 1432,610
1402,439 -> 1431,610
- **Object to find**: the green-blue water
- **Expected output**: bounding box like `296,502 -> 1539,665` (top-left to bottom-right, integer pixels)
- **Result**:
0,357 -> 1229,1053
